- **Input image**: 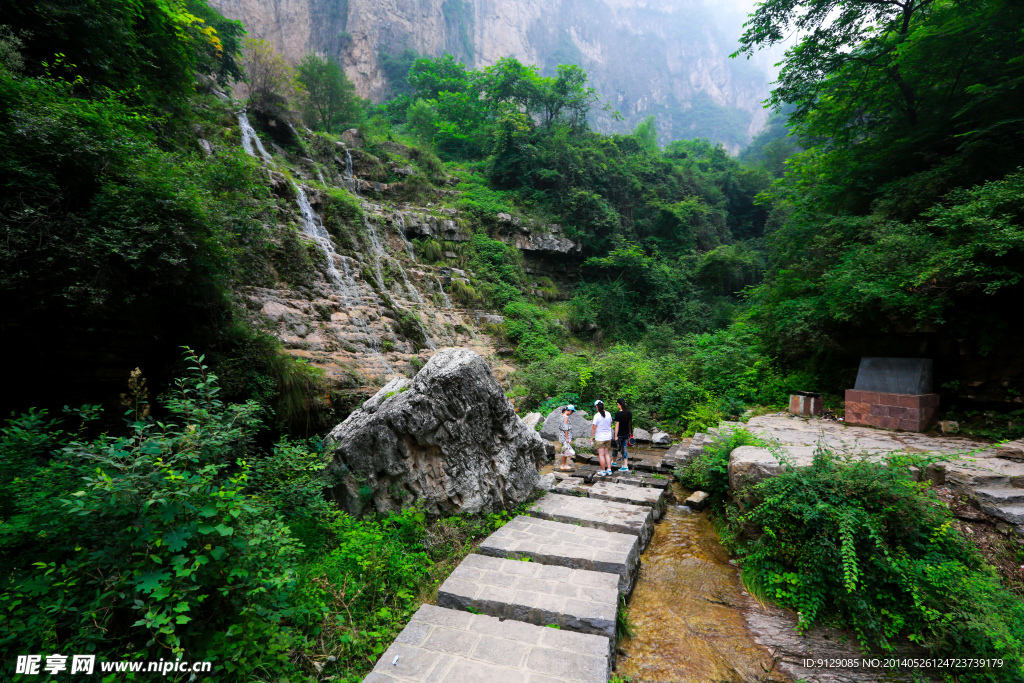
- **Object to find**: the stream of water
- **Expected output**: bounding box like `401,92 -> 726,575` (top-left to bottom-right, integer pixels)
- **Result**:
292,182 -> 395,375
238,112 -> 271,162
618,482 -> 788,683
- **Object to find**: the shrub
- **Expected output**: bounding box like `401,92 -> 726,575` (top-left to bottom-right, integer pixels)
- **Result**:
503,301 -> 560,363
449,278 -> 478,304
0,350 -> 310,677
729,449 -> 1024,679
322,187 -> 364,249
415,237 -> 443,262
676,427 -> 760,502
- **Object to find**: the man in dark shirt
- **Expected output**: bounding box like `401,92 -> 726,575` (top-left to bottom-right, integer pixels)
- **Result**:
614,399 -> 632,472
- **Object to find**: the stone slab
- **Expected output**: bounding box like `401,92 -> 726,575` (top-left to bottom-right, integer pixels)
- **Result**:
660,444 -> 687,468
854,357 -> 933,395
629,456 -> 667,473
979,504 -> 1024,525
364,603 -> 609,682
478,515 -> 640,593
572,464 -> 601,483
607,474 -> 669,489
587,482 -> 666,520
437,554 -> 618,640
974,487 -> 1024,506
552,477 -> 587,495
743,414 -> 992,456
528,493 -> 654,549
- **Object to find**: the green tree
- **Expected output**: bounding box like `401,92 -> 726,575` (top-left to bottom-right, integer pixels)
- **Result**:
241,38 -> 302,109
295,52 -> 362,131
408,54 -> 474,100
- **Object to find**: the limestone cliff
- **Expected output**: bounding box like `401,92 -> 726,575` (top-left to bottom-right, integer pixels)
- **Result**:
209,0 -> 771,149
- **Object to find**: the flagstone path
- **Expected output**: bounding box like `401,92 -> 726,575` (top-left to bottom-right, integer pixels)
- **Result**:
363,477 -> 669,682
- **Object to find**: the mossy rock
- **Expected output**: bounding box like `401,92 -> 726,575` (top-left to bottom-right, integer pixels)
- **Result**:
271,226 -> 319,289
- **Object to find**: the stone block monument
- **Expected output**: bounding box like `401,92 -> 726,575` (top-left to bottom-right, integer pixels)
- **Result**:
845,357 -> 939,432
788,391 -> 823,416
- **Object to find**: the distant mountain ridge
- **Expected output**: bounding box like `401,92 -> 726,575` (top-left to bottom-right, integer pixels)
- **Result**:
209,0 -> 771,150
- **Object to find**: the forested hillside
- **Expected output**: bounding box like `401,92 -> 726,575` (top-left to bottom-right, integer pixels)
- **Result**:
2,0 -> 1024,680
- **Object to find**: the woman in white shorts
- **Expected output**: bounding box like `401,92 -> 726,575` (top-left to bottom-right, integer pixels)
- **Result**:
590,400 -> 614,475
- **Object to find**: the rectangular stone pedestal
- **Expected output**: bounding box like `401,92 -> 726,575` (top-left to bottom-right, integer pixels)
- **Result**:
845,390 -> 939,432
789,393 -> 823,416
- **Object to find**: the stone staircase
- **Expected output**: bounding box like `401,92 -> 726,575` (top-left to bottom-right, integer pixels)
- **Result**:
362,485 -> 668,682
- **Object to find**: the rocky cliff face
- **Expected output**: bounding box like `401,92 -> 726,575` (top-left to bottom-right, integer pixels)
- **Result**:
209,0 -> 771,149
227,109 -> 577,406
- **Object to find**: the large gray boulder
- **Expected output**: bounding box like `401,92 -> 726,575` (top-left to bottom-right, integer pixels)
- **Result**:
325,348 -> 544,516
540,407 -> 591,441
521,412 -> 543,430
651,431 -> 672,446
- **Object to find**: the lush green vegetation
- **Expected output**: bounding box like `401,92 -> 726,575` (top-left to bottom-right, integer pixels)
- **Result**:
737,0 -> 1024,417
679,432 -> 1024,681
3,0 -> 1024,678
0,352 -> 515,680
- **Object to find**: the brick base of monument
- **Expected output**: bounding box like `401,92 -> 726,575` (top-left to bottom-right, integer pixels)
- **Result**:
845,390 -> 939,432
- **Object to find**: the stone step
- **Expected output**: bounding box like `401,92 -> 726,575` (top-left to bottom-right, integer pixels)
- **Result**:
364,604 -> 610,682
479,515 -> 640,593
661,443 -> 687,469
975,487 -> 1024,506
529,492 -> 654,549
607,473 -> 670,489
629,457 -> 668,473
552,476 -> 587,495
979,503 -> 1024,525
943,463 -> 1011,488
587,481 -> 667,520
437,554 -> 619,640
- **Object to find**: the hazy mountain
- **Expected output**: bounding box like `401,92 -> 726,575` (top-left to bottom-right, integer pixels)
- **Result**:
210,0 -> 773,149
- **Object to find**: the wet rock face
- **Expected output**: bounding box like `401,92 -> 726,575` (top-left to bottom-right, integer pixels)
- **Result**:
325,348 -> 544,516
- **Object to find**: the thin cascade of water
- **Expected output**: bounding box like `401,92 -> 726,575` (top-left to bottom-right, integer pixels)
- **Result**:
397,263 -> 422,305
363,214 -> 440,348
340,147 -> 361,196
362,215 -> 388,292
292,181 -> 394,375
238,112 -> 271,162
435,275 -> 454,309
396,213 -> 417,262
316,167 -> 326,185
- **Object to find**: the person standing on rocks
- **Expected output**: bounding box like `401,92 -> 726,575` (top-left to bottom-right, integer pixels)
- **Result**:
613,399 -> 632,473
591,400 -> 614,476
558,405 -> 577,471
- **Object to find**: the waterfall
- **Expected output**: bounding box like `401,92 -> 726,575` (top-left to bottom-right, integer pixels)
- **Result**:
238,113 -> 271,162
362,216 -> 388,292
362,214 -> 439,348
435,275 -> 454,309
397,261 -> 422,305
340,147 -> 361,196
396,213 -> 417,262
316,167 -> 326,185
292,181 -> 394,374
